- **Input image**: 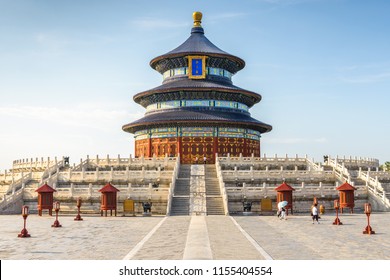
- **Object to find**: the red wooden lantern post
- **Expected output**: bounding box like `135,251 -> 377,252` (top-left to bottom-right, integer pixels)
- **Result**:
332,199 -> 343,225
52,201 -> 62,227
363,203 -> 375,234
18,205 -> 31,238
336,182 -> 356,213
99,182 -> 120,217
275,182 -> 296,215
74,197 -> 83,221
35,183 -> 56,216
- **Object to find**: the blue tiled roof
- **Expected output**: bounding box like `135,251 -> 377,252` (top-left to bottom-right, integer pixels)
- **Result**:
122,108 -> 272,134
133,78 -> 262,106
150,27 -> 245,72
166,27 -> 229,56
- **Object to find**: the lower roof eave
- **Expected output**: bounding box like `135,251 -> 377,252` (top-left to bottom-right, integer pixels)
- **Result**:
122,120 -> 272,135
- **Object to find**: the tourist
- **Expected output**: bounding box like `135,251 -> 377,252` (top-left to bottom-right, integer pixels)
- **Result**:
312,203 -> 319,224
203,156 -> 207,164
280,207 -> 287,220
195,157 -> 198,164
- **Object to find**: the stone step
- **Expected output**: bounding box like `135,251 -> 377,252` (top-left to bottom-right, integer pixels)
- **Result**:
175,189 -> 189,195
205,180 -> 220,195
174,180 -> 190,196
206,197 -> 224,215
170,197 -> 190,216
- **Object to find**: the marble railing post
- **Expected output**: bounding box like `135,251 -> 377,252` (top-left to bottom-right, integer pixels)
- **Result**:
88,183 -> 93,197
81,166 -> 85,180
127,183 -> 132,198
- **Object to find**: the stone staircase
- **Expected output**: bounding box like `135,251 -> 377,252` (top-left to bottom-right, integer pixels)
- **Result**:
205,165 -> 225,215
382,183 -> 390,201
206,197 -> 224,215
348,170 -> 366,186
170,165 -> 191,216
169,164 -> 225,216
170,197 -> 189,216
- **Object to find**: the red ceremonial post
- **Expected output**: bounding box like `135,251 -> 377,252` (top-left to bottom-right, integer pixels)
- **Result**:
332,199 -> 343,225
363,203 -> 375,234
52,201 -> 62,227
18,205 -> 31,238
74,197 -> 83,221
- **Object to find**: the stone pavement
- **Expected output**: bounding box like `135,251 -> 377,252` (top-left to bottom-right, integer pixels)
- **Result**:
1,212 -> 390,260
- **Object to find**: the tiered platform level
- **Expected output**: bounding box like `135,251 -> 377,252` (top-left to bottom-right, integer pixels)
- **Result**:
1,155 -> 179,215
1,154 -> 389,215
215,154 -> 390,213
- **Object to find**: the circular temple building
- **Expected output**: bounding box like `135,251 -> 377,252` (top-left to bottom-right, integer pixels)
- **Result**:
122,12 -> 272,164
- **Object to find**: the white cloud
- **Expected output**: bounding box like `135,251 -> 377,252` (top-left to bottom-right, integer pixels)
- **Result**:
336,61 -> 390,83
0,104 -> 143,130
339,72 -> 390,84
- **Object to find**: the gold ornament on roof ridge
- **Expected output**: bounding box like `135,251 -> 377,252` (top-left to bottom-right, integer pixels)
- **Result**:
193,11 -> 202,27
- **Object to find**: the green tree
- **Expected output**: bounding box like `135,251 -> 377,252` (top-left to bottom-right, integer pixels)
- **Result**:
380,161 -> 390,171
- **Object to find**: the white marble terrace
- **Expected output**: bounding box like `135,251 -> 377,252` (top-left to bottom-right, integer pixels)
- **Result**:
1,153 -> 390,213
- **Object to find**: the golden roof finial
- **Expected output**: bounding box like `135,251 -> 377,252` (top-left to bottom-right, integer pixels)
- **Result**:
193,11 -> 202,27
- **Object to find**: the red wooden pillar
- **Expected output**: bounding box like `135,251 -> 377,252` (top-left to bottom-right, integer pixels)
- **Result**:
178,136 -> 183,163
336,182 -> 356,213
147,137 -> 152,157
213,135 -> 218,164
98,182 -> 120,217
35,183 -> 56,216
275,182 -> 296,215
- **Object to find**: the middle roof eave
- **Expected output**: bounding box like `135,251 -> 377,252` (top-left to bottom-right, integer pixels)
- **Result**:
133,78 -> 262,106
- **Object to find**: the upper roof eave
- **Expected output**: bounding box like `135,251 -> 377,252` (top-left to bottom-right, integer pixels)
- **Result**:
132,79 -> 262,106
150,52 -> 245,72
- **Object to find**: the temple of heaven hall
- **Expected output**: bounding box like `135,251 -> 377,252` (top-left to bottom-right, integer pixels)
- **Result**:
122,12 -> 272,164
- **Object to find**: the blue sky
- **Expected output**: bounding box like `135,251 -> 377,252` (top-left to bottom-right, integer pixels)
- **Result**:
1,0 -> 389,171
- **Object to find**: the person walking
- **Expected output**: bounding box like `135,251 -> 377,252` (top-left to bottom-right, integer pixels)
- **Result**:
280,207 -> 287,220
312,203 -> 319,224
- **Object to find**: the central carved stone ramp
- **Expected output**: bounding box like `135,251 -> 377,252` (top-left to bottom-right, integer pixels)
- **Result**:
170,164 -> 225,216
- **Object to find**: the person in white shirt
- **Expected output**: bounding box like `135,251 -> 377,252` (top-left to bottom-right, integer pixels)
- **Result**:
312,203 -> 319,224
280,207 -> 287,220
